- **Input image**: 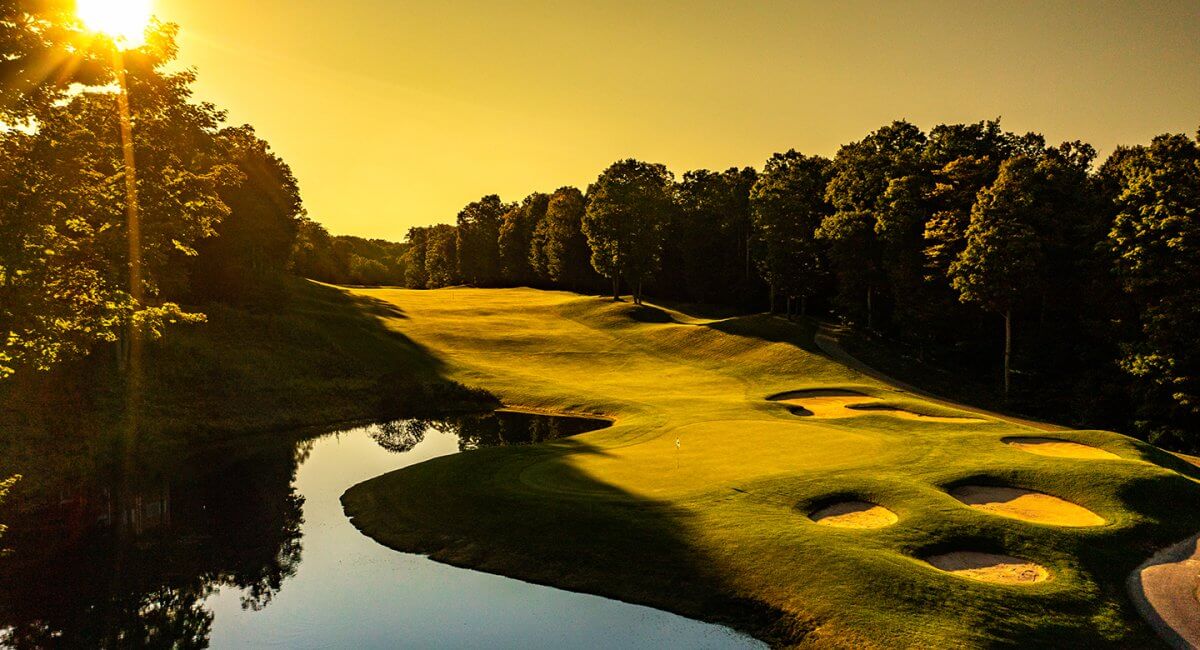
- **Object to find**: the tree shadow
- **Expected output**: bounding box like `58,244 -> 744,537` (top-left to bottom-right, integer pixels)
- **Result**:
342,436 -> 814,646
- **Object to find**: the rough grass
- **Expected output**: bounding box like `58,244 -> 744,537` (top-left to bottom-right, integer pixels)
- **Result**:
336,287 -> 1200,647
1,278 -> 490,442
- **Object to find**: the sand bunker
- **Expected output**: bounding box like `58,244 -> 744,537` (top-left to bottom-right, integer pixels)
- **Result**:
770,390 -> 981,424
1002,436 -> 1120,460
809,500 -> 898,528
950,485 -> 1105,527
926,551 -> 1049,584
1129,533 -> 1200,648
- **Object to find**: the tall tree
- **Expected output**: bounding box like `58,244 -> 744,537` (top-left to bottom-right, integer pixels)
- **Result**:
289,217 -> 339,282
401,226 -> 430,289
455,195 -> 509,286
532,186 -> 595,291
1105,132 -> 1200,449
819,120 -> 926,329
0,27 -> 230,377
497,192 -> 548,285
582,159 -> 674,304
666,167 -> 757,304
749,152 -> 831,315
425,224 -> 459,288
190,125 -> 303,305
949,155 -> 1045,397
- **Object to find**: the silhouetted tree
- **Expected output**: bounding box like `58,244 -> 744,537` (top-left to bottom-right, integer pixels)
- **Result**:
191,125 -> 302,305
1105,132 -> 1200,449
532,186 -> 596,291
749,152 -> 831,315
426,224 -> 459,288
950,155 -> 1045,397
456,195 -> 509,286
665,167 -> 758,304
402,227 -> 430,288
498,193 -> 548,285
583,159 -> 674,304
819,121 -> 926,328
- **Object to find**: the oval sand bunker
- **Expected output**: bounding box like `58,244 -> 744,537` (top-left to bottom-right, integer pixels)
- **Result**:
809,501 -> 898,528
926,551 -> 1049,584
1003,436 -> 1120,460
770,390 -> 981,423
950,485 -> 1106,527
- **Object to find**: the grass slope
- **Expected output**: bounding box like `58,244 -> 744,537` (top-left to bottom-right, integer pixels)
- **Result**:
1,278 -> 488,441
339,287 -> 1200,648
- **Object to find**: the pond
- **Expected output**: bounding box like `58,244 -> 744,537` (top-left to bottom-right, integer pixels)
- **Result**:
0,411 -> 762,648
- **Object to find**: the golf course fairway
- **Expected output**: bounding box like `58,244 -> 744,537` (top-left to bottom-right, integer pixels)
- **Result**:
339,286 -> 1200,647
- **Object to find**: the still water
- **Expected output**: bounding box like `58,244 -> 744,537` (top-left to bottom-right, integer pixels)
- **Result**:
0,413 -> 762,649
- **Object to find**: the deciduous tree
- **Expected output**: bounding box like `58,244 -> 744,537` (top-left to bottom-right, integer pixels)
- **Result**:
582,160 -> 674,304
456,195 -> 509,286
1106,132 -> 1200,449
949,155 -> 1044,397
749,152 -> 831,315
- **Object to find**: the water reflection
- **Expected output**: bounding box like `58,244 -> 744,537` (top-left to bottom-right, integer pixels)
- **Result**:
370,409 -> 611,453
0,412 -> 758,649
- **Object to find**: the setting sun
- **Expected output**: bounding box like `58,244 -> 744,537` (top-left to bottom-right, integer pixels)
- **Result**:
76,0 -> 152,46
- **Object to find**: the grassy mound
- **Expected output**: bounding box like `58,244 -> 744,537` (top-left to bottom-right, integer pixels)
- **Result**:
1,278 -> 491,442
339,287 -> 1200,647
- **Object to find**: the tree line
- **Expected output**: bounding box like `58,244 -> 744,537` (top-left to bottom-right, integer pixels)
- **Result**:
391,120 -> 1200,451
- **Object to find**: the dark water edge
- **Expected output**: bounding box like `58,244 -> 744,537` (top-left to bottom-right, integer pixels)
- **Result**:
0,411 -> 761,649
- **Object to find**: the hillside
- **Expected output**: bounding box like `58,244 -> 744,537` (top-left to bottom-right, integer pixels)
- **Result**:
340,286 -> 1200,647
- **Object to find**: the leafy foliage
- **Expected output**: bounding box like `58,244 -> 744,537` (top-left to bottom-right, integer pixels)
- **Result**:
750,152 -> 830,311
455,195 -> 510,287
531,186 -> 596,290
1106,133 -> 1200,448
498,193 -> 548,285
582,159 -> 675,303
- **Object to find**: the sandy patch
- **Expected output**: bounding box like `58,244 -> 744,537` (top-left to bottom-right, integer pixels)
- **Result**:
950,485 -> 1105,527
809,501 -> 898,528
1129,533 -> 1200,648
1002,436 -> 1120,460
926,551 -> 1049,584
770,390 -> 981,423
849,404 -> 981,424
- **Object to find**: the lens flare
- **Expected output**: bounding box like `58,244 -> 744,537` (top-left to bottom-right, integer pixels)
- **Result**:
76,0 -> 153,47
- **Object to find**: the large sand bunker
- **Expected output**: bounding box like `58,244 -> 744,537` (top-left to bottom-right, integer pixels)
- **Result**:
770,389 -> 981,424
949,485 -> 1106,527
1002,436 -> 1120,460
926,551 -> 1049,584
1129,533 -> 1200,648
809,500 -> 898,528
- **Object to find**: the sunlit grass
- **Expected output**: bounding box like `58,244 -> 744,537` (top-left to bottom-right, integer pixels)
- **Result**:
341,286 -> 1200,647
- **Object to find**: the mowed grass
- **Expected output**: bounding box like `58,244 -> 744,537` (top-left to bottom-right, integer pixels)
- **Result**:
340,287 -> 1200,648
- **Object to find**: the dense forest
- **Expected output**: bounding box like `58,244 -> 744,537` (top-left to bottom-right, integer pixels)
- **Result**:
1,5 -> 1197,452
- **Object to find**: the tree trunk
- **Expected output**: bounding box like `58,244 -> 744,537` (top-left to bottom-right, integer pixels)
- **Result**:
1003,309 -> 1012,399
612,274 -> 620,301
769,283 -> 777,314
800,294 -> 807,318
866,286 -> 874,330
745,231 -> 752,281
635,281 -> 643,305
786,296 -> 793,320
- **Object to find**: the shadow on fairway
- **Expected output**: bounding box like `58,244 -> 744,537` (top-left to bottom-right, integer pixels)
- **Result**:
342,436 -> 813,646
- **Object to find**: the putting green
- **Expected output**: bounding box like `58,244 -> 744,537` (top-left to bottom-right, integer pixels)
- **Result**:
338,287 -> 1200,647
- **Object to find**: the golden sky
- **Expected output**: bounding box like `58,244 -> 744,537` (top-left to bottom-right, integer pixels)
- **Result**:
155,0 -> 1200,241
